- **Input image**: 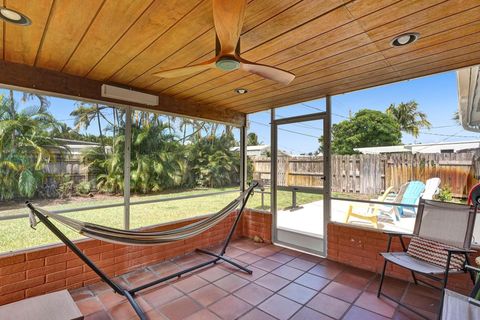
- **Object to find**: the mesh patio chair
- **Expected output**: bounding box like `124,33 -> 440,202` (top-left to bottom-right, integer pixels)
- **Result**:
441,265 -> 480,320
377,199 -> 478,319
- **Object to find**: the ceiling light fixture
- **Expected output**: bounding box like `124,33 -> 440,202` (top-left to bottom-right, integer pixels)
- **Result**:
0,7 -> 31,26
234,88 -> 248,94
391,32 -> 419,47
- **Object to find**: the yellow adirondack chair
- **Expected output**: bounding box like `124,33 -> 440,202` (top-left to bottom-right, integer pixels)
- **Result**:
344,186 -> 395,228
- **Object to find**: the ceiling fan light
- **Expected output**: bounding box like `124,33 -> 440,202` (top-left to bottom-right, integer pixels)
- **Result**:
216,57 -> 240,71
0,7 -> 31,25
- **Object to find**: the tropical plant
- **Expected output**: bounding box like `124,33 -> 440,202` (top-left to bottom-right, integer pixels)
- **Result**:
188,131 -> 239,188
57,175 -> 74,199
70,102 -> 116,149
75,180 -> 91,195
0,92 -> 62,200
94,137 -> 124,194
247,132 -> 261,146
452,111 -> 460,125
331,109 -> 402,155
386,101 -> 431,138
77,106 -> 242,193
130,120 -> 186,193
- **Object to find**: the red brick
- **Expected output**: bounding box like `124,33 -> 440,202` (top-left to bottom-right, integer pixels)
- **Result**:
0,276 -> 44,294
0,254 -> 25,267
45,253 -> 69,265
84,244 -> 114,256
26,246 -> 66,260
76,240 -> 102,250
67,258 -> 83,268
0,258 -> 44,276
0,271 -> 26,285
26,262 -> 65,279
66,266 -> 83,277
65,273 -> 84,286
46,270 -> 66,283
0,290 -> 25,305
25,279 -> 66,298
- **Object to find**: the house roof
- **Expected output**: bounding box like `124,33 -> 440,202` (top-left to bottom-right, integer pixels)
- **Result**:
1,1 -> 480,125
53,138 -> 101,146
355,140 -> 480,154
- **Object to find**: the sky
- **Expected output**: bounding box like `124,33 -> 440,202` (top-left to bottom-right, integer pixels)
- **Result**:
247,71 -> 478,154
1,70 -> 477,154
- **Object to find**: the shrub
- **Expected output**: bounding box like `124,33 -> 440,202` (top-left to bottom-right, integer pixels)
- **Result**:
57,175 -> 74,199
75,180 -> 91,195
436,186 -> 453,202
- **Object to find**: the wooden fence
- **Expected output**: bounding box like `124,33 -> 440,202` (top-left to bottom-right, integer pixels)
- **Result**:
251,152 -> 478,198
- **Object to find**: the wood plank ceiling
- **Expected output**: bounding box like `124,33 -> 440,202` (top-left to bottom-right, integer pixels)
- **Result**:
1,0 -> 480,119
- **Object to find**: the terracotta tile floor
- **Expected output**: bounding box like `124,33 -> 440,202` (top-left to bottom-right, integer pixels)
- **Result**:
71,238 -> 440,319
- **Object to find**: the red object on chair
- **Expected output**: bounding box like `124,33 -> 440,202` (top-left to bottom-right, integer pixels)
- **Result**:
467,183 -> 480,205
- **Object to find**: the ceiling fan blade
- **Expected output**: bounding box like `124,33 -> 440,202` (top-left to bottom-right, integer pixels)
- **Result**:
239,59 -> 295,85
212,0 -> 246,54
153,58 -> 217,78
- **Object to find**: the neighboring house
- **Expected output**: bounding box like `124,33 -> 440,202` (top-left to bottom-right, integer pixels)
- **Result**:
44,138 -> 109,183
355,140 -> 480,154
51,138 -> 109,157
230,145 -> 289,157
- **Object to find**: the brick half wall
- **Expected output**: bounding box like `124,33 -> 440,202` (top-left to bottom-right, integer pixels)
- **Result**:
0,209 -> 272,305
327,222 -> 478,295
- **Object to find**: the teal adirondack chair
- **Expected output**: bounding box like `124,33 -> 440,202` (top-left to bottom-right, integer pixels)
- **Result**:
398,180 -> 425,217
378,180 -> 425,222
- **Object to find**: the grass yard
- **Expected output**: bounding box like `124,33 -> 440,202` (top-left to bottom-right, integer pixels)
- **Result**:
0,188 -> 321,253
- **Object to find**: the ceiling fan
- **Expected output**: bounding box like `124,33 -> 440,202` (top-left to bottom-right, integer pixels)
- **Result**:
153,0 -> 295,85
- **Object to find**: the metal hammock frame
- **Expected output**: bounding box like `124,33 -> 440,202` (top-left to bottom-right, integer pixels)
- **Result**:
26,182 -> 257,320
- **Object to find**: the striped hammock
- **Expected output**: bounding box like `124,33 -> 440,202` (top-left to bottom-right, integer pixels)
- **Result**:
27,183 -> 256,246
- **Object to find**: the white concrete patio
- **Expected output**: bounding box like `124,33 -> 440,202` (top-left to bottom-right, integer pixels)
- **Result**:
277,200 -> 417,238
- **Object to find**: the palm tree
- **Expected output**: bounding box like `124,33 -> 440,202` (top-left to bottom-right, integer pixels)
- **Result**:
188,130 -> 239,188
0,93 -> 61,199
452,111 -> 461,125
179,118 -> 194,144
130,120 -> 185,193
21,92 -> 50,112
70,102 -> 112,149
247,132 -> 261,146
386,101 -> 431,138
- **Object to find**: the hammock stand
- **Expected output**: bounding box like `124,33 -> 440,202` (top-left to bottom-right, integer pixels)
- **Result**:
26,182 -> 258,320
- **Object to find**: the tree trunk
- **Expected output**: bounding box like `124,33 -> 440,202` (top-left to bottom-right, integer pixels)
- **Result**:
95,104 -> 105,153
9,90 -> 16,151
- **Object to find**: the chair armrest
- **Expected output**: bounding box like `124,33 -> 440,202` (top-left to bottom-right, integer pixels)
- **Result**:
383,232 -> 411,252
466,265 -> 480,273
383,231 -> 411,238
444,248 -> 476,254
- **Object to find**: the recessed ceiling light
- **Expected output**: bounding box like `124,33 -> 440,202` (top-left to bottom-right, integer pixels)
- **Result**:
234,88 -> 248,94
0,7 -> 31,26
391,32 -> 419,47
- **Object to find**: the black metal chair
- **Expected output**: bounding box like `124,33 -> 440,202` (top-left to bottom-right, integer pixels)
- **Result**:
377,199 -> 477,319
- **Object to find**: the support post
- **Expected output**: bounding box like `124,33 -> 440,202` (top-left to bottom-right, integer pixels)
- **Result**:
240,121 -> 247,193
124,107 -> 132,230
323,95 -> 332,255
270,109 -> 277,243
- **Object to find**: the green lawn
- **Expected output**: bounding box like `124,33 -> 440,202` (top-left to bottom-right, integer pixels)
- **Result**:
0,188 -> 321,253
